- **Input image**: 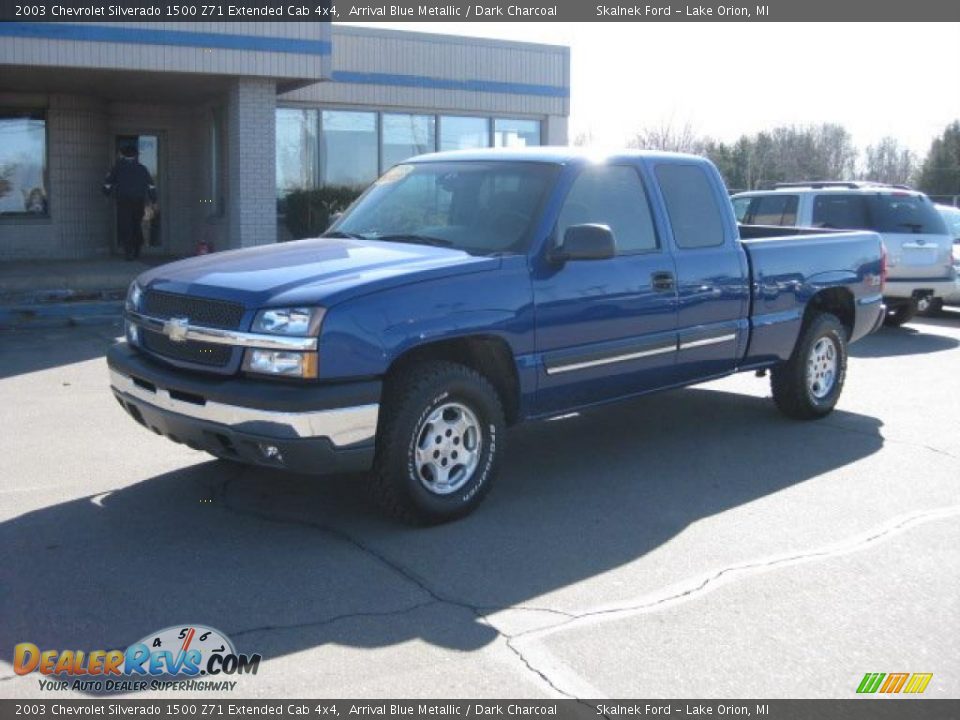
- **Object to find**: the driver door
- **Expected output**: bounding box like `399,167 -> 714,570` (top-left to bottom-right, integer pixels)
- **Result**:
532,164 -> 679,414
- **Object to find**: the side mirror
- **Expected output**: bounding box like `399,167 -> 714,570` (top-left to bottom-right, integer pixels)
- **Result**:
326,212 -> 343,230
552,224 -> 617,262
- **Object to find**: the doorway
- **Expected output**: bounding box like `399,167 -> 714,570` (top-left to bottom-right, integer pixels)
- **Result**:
112,134 -> 163,255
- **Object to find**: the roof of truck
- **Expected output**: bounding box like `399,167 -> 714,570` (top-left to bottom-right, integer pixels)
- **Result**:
403,146 -> 709,165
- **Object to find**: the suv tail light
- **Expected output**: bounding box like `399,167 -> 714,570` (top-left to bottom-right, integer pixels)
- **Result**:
880,241 -> 888,292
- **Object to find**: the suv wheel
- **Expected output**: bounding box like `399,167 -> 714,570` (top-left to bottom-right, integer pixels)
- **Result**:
884,300 -> 918,327
370,361 -> 505,525
916,296 -> 943,316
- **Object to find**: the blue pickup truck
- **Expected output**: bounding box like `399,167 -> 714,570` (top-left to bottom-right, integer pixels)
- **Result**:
108,148 -> 886,523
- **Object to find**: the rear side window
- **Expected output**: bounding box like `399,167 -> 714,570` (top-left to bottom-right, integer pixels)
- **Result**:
556,165 -> 658,254
869,195 -> 947,235
744,194 -> 799,226
812,194 -> 869,229
655,164 -> 725,248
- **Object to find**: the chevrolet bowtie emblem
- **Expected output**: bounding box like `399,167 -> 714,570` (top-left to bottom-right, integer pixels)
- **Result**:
163,317 -> 190,343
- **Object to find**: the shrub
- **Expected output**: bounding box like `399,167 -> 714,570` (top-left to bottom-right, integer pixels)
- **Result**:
281,185 -> 364,240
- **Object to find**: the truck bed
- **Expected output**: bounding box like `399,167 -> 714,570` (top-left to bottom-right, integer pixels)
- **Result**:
739,229 -> 885,364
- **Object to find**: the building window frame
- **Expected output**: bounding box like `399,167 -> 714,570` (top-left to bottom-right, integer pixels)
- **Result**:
0,108 -> 50,219
275,104 -> 544,205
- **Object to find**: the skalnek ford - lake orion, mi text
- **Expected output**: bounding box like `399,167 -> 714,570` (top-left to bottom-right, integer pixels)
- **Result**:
597,4 -> 769,16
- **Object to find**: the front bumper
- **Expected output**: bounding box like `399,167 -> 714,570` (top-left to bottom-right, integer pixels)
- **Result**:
107,343 -> 379,474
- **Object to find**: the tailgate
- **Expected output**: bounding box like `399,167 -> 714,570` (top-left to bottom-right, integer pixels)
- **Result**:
883,232 -> 953,279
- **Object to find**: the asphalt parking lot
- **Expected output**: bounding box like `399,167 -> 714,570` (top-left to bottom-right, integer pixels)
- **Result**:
1,312 -> 958,699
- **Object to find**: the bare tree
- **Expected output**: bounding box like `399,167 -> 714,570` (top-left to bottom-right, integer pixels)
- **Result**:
572,129 -> 595,147
862,137 -> 917,185
627,120 -> 705,154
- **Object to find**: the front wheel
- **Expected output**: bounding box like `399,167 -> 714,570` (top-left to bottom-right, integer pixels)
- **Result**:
370,361 -> 505,525
771,313 -> 848,420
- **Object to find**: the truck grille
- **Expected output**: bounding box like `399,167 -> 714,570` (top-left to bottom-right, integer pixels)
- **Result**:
141,331 -> 233,367
143,290 -> 244,330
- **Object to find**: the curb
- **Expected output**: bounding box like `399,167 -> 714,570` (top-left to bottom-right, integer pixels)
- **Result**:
0,300 -> 123,330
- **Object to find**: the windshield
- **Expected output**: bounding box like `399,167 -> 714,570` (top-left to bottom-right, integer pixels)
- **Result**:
332,161 -> 559,255
868,194 -> 947,235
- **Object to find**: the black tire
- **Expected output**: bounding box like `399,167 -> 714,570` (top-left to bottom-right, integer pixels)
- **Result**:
917,297 -> 944,317
771,313 -> 847,420
370,361 -> 505,525
883,300 -> 918,327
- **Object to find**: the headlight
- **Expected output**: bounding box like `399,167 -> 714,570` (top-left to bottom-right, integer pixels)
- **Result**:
125,281 -> 143,312
242,349 -> 318,379
252,307 -> 324,336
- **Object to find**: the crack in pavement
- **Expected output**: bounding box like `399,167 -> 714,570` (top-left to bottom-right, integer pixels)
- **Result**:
507,504 -> 960,639
817,419 -> 959,461
216,469 -> 959,701
216,472 -> 584,701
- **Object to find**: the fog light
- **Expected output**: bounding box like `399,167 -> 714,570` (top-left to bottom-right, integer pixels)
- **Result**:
242,349 -> 317,378
125,320 -> 139,345
258,444 -> 283,462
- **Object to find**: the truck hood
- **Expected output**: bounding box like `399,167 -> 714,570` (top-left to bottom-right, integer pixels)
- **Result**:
137,238 -> 499,308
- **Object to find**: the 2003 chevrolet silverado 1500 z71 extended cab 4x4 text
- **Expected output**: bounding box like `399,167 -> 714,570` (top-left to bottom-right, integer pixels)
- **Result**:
108,149 -> 886,524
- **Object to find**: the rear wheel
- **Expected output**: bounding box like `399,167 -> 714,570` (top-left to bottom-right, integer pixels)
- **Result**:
370,361 -> 505,525
884,300 -> 918,327
771,313 -> 847,420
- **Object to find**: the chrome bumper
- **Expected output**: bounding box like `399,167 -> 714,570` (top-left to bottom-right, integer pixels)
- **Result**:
109,369 -> 378,447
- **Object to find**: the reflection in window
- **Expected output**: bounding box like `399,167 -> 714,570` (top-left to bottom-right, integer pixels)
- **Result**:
321,111 -> 378,188
382,114 -> 435,170
276,108 -> 318,199
494,118 -> 541,148
440,116 -> 490,151
0,110 -> 47,216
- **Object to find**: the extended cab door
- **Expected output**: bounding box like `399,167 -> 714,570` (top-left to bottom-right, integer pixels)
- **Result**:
653,162 -> 750,380
532,163 -> 679,413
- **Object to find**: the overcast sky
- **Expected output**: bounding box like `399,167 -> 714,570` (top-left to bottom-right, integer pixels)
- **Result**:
345,22 -> 960,157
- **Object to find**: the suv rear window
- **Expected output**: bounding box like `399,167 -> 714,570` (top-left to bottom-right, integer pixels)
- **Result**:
869,194 -> 947,235
812,194 -> 869,229
743,195 -> 799,226
812,192 -> 948,235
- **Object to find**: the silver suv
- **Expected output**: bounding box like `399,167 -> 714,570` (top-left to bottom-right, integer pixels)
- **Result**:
732,182 -> 954,326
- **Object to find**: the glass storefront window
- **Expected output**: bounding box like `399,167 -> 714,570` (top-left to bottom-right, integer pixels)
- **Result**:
382,113 -> 436,170
440,116 -> 490,151
494,118 -> 541,148
321,110 -> 378,188
276,108 -> 318,201
0,110 -> 47,216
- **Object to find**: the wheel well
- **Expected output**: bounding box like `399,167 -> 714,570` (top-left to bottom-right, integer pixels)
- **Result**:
804,287 -> 855,338
385,336 -> 521,424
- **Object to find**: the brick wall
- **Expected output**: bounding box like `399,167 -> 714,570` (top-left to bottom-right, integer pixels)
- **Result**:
226,78 -> 276,249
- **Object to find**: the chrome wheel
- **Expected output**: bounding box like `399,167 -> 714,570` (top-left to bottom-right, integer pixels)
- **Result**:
807,336 -> 838,399
414,402 -> 482,495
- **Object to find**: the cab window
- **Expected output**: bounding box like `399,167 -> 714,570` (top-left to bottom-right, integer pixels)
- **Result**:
556,165 -> 659,254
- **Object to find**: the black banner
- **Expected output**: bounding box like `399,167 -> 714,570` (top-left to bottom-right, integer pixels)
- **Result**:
1,0 -> 960,22
2,700 -> 960,720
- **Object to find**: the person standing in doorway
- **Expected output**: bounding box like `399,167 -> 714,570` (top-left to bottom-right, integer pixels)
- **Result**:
102,143 -> 157,261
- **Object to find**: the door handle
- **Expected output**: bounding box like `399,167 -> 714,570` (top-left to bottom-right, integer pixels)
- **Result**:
651,271 -> 675,292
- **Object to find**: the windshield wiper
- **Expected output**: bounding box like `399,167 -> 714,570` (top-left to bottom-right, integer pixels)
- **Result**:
373,234 -> 454,248
321,230 -> 367,239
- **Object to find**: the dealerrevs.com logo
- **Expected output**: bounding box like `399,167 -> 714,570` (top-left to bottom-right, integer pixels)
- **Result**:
857,672 -> 933,695
14,625 -> 261,693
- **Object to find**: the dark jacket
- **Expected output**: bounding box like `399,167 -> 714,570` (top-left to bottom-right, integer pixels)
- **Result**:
103,158 -> 157,202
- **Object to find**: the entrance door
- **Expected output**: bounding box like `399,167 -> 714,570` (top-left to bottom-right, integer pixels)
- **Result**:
113,134 -> 162,254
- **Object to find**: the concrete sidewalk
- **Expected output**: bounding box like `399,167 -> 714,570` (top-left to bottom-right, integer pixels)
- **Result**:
0,257 -> 178,329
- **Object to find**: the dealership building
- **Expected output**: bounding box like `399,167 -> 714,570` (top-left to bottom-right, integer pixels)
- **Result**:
0,22 -> 569,261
